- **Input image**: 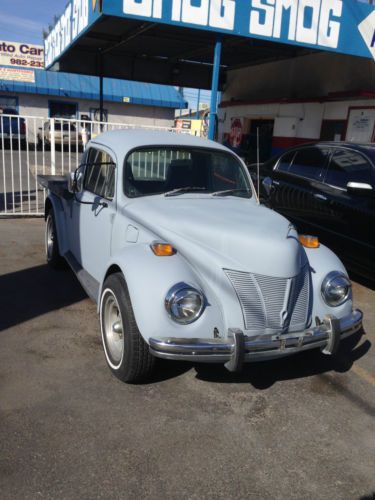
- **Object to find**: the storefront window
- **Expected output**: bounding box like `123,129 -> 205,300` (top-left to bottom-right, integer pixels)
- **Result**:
0,96 -> 18,113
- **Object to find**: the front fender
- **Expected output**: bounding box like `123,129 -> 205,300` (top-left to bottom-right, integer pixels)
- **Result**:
99,244 -> 225,343
305,243 -> 353,320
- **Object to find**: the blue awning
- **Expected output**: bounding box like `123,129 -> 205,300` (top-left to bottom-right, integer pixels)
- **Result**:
0,70 -> 187,109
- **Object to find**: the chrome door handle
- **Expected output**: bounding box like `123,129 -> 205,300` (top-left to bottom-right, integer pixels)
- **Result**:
313,193 -> 327,201
273,180 -> 280,186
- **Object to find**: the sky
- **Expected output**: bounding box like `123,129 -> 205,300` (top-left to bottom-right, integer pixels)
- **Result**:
0,0 -> 210,110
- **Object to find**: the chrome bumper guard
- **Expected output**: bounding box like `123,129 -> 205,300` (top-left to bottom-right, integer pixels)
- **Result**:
149,310 -> 363,372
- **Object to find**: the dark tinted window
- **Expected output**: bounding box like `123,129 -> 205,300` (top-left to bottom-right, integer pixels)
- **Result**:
84,148 -> 116,200
276,151 -> 296,173
288,147 -> 329,180
325,149 -> 375,189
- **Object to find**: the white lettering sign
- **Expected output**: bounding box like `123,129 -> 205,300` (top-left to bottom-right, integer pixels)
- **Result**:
250,0 -> 342,48
45,0 -> 88,67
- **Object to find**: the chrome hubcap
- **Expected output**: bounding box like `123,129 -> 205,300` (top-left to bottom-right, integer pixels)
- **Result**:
103,292 -> 124,364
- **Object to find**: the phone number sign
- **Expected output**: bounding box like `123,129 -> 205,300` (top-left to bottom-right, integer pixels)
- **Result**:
0,41 -> 44,69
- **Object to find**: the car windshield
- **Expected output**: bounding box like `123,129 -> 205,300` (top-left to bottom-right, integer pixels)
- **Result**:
124,147 -> 252,198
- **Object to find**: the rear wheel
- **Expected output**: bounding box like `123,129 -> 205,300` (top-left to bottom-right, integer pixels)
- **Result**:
45,210 -> 64,269
100,273 -> 155,383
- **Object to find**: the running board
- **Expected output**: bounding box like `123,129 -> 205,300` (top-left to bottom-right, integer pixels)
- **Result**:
64,251 -> 100,303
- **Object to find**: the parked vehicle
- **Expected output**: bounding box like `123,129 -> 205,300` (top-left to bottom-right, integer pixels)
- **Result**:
0,108 -> 26,148
39,131 -> 362,383
251,142 -> 375,278
37,120 -> 82,150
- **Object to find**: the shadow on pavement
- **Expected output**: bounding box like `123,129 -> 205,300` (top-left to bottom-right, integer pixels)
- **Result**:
140,329 -> 371,387
0,264 -> 87,332
193,329 -> 371,389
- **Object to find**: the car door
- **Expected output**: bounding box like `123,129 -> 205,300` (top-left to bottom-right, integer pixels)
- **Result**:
269,146 -> 331,229
70,145 -> 117,284
320,147 -> 375,271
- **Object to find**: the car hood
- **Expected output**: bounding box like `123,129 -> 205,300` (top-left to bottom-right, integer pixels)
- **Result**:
123,195 -> 307,278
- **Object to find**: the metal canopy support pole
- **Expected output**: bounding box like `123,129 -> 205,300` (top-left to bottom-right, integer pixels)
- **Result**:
208,39 -> 222,141
99,75 -> 104,124
98,51 -> 104,129
196,89 -> 201,120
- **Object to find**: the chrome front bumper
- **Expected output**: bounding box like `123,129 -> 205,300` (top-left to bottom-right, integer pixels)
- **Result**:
149,310 -> 363,372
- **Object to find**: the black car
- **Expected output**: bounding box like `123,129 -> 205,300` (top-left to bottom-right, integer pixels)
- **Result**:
252,142 -> 375,278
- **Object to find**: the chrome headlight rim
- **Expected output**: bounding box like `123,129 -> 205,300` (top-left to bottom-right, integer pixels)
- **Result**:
321,271 -> 352,307
165,282 -> 206,325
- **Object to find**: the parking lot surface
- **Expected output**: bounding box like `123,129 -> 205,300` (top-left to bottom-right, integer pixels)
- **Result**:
0,218 -> 374,500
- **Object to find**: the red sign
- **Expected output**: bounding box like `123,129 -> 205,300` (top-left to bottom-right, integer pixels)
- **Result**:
229,118 -> 243,148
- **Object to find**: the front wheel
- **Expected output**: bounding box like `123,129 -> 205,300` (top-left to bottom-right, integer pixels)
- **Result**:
100,273 -> 155,383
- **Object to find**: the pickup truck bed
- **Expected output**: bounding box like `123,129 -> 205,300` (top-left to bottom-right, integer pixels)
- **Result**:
37,175 -> 73,200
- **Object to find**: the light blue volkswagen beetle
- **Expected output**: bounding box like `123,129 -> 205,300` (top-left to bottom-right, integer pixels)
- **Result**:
40,130 -> 363,382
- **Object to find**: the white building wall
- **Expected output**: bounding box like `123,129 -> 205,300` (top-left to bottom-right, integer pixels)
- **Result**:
13,93 -> 175,140
218,99 -> 375,148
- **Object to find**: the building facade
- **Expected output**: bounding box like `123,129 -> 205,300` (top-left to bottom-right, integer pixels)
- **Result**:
218,52 -> 375,162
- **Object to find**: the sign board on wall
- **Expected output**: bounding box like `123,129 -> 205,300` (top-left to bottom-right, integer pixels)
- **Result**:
0,41 -> 44,69
346,108 -> 375,143
45,0 -> 375,69
0,67 -> 35,83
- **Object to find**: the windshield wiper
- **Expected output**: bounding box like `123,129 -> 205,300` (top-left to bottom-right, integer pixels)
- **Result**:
164,187 -> 208,197
212,189 -> 250,197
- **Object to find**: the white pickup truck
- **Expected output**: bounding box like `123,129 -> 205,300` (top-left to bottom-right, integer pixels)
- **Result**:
39,130 -> 362,383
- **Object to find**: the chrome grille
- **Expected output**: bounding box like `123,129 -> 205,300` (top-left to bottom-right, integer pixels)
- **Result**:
224,266 -> 311,334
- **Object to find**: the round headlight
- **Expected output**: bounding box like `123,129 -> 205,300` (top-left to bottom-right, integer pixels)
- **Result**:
165,283 -> 206,324
321,271 -> 351,307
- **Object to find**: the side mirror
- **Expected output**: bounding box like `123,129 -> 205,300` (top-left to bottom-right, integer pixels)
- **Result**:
262,177 -> 273,197
346,181 -> 374,196
67,167 -> 84,194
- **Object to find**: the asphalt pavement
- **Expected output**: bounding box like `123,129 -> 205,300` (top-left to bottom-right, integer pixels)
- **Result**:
0,219 -> 374,499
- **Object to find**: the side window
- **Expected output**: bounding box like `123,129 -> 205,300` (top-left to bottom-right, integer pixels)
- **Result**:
288,147 -> 329,181
276,151 -> 296,173
325,149 -> 375,189
84,148 -> 116,200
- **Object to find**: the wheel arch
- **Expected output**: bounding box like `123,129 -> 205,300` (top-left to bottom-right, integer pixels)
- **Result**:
44,194 -> 68,256
98,245 -> 225,343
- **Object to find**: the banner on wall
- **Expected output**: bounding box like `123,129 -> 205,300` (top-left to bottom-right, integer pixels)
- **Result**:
229,118 -> 243,149
346,108 -> 375,143
0,67 -> 36,83
0,41 -> 44,69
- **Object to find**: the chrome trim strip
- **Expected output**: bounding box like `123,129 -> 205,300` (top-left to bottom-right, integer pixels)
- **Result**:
149,310 -> 363,363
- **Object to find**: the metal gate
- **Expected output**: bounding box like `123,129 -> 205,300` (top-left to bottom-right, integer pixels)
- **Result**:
0,114 -> 188,216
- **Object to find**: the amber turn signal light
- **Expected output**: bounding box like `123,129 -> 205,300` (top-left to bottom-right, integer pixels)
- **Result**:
151,243 -> 177,256
299,234 -> 320,248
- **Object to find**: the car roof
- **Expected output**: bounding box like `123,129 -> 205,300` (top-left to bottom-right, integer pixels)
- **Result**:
89,129 -> 231,159
279,141 -> 375,155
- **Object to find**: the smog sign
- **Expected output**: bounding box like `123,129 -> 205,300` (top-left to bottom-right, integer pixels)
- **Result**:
45,0 -> 375,69
0,40 -> 44,69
